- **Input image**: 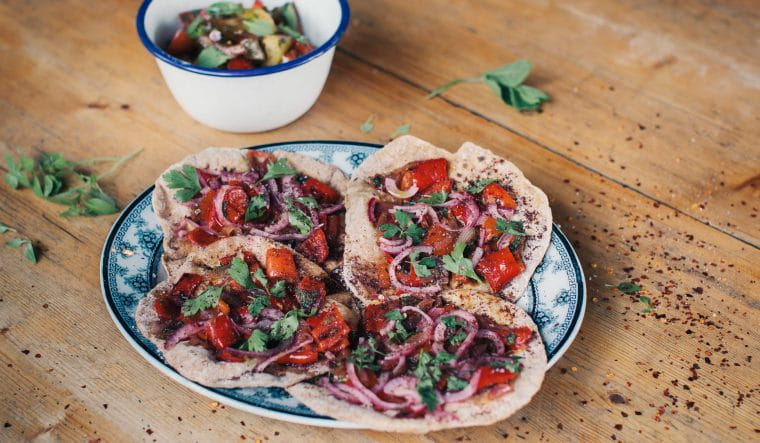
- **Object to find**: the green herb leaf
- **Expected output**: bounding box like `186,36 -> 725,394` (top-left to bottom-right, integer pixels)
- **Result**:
409,251 -> 436,278
245,195 -> 268,221
446,375 -> 469,392
228,257 -> 255,289
181,285 -> 222,316
243,18 -> 275,36
284,198 -> 313,235
360,115 -> 374,133
441,316 -> 466,329
295,196 -> 319,209
194,46 -> 231,68
5,238 -> 25,247
279,2 -> 299,30
441,241 -> 482,283
383,210 -> 425,243
83,196 -> 119,215
485,60 -> 532,88
617,282 -> 642,294
207,2 -> 243,17
260,158 -> 296,182
392,124 -> 411,138
163,165 -> 201,202
0,222 -> 17,234
253,268 -> 268,289
348,337 -> 383,371
379,223 -> 402,239
248,295 -> 270,317
639,295 -> 653,313
269,310 -> 299,342
489,356 -> 522,372
240,329 -> 269,352
466,178 -> 497,194
384,309 -> 404,321
185,15 -> 205,39
23,242 -> 37,263
449,330 -> 467,345
277,24 -> 308,43
269,280 -> 287,298
417,192 -> 448,205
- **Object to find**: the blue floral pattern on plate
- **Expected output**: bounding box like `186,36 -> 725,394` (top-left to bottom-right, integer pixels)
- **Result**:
100,141 -> 586,428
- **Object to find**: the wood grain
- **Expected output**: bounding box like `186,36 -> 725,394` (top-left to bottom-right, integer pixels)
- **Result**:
341,0 -> 760,246
0,0 -> 757,442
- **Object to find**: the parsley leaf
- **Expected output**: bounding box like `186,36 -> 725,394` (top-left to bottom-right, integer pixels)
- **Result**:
243,18 -> 275,36
441,316 -> 466,329
4,237 -> 37,263
392,123 -> 411,138
449,330 -> 467,345
379,210 -> 425,244
239,329 -> 269,352
0,222 -> 17,234
447,375 -> 469,392
284,198 -> 313,235
466,178 -> 497,194
639,295 -> 654,314
441,241 -> 482,283
181,286 -> 222,316
409,251 -> 437,278
252,268 -> 268,288
260,158 -> 296,182
245,195 -> 268,221
269,310 -> 300,342
417,192 -> 448,205
248,294 -> 270,317
617,282 -> 642,294
206,2 -> 243,17
385,309 -> 411,343
427,60 -> 550,112
489,356 -> 522,372
496,218 -> 527,251
163,165 -> 201,202
360,115 -> 374,134
295,196 -> 319,209
385,309 -> 404,321
414,351 -> 456,411
348,337 -> 384,370
269,280 -> 287,298
228,257 -> 254,289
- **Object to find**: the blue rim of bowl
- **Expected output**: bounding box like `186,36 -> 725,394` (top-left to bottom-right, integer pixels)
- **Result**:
136,0 -> 351,77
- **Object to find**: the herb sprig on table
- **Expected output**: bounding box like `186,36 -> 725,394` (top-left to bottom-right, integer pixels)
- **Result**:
0,222 -> 37,263
4,148 -> 142,217
427,59 -> 549,111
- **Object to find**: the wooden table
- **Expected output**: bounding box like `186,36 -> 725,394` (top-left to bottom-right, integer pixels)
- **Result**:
1,0 -> 757,441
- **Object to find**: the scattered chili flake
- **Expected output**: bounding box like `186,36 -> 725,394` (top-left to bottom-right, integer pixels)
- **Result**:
21,350 -> 29,355
4,423 -> 10,428
609,393 -> 627,404
614,424 -> 623,431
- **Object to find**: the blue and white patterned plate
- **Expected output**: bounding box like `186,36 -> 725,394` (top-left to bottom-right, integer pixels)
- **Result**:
100,141 -> 586,428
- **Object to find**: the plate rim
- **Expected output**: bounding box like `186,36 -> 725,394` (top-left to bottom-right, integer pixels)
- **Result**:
100,140 -> 586,428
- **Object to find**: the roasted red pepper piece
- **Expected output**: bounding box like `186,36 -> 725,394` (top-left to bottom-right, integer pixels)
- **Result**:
395,264 -> 426,288
362,304 -> 389,334
449,201 -> 473,226
187,228 -> 220,247
507,326 -> 534,350
154,296 -> 179,321
295,227 -> 329,263
475,248 -> 525,292
482,216 -> 501,243
206,314 -> 239,350
420,178 -> 453,195
296,275 -> 327,300
293,41 -> 315,56
399,158 -> 448,191
306,304 -> 351,353
227,57 -> 254,70
481,182 -> 517,209
199,189 -> 223,232
477,365 -> 517,391
265,248 -> 299,282
302,177 -> 340,204
222,186 -> 249,224
421,224 -> 457,256
167,29 -> 194,56
171,273 -> 203,298
276,343 -> 318,365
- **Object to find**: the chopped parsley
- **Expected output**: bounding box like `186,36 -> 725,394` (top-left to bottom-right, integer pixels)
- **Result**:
409,251 -> 437,278
268,310 -> 299,342
269,280 -> 287,298
284,198 -> 313,235
348,337 -> 384,370
248,294 -> 270,317
496,218 -> 527,250
639,295 -> 653,314
466,178 -> 497,194
295,196 -> 319,209
239,329 -> 269,352
245,195 -> 267,221
414,351 -> 456,411
385,309 -> 411,343
489,356 -> 522,372
417,192 -> 448,205
181,285 -> 222,316
446,375 -> 469,392
227,257 -> 254,289
163,164 -> 201,202
441,241 -> 482,283
379,210 -> 425,244
260,158 -> 296,182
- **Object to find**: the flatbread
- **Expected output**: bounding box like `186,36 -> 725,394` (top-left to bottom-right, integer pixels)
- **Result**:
135,236 -> 352,388
153,147 -> 349,277
342,136 -> 552,305
287,288 -> 547,433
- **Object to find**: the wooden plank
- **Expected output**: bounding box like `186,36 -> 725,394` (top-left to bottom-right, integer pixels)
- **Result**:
0,0 -> 757,441
340,0 -> 760,245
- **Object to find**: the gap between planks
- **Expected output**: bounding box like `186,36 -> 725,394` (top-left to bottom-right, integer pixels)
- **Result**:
337,47 -> 759,251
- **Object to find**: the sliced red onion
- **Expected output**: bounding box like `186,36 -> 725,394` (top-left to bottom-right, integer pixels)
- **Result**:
319,204 -> 344,217
380,236 -> 412,254
496,232 -> 514,250
426,206 -> 440,225
475,329 -> 505,355
443,368 -> 482,403
379,236 -> 406,246
382,376 -> 422,405
281,175 -> 303,198
249,227 -> 308,241
372,371 -> 391,393
164,321 -> 207,350
367,197 -> 377,223
385,177 -> 418,199
392,203 -> 429,221
456,227 -> 476,246
388,246 -> 441,294
391,355 -> 407,376
265,212 -> 290,233
486,203 -> 501,219
400,306 -> 434,329
255,335 -> 313,372
471,247 -> 484,267
378,319 -> 396,337
259,308 -> 284,320
320,378 -> 372,406
346,362 -> 408,411
498,207 -> 515,219
266,178 -> 279,193
431,310 -> 478,358
213,185 -> 234,226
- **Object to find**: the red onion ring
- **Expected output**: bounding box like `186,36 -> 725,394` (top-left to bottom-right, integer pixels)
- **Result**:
496,233 -> 514,250
443,368 -> 483,403
265,211 -> 290,233
471,247 -> 484,267
380,237 -> 412,254
319,204 -> 344,217
434,310 -> 479,358
255,335 -> 313,372
346,362 -> 409,411
213,185 -> 235,226
388,246 -> 441,294
382,376 -> 422,406
164,321 -> 207,350
372,371 -> 391,393
475,329 -> 505,355
385,177 -> 418,199
249,227 -> 308,241
320,378 -> 372,406
367,197 -> 377,223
